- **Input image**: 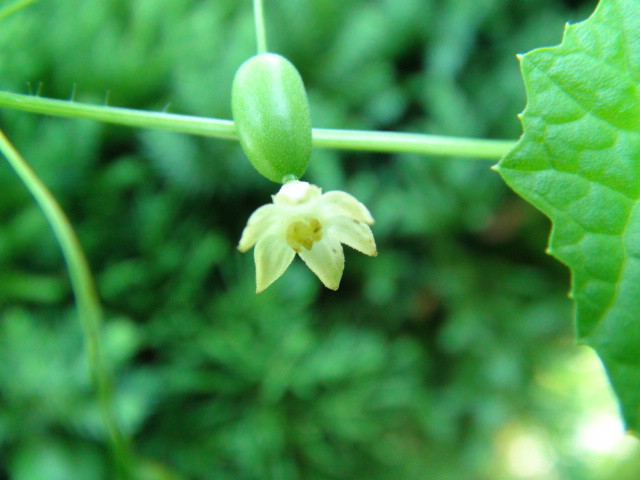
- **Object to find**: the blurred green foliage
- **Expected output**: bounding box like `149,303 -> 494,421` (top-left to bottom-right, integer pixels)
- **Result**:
0,0 -> 637,479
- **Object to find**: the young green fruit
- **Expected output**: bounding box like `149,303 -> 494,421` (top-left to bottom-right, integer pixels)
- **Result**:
231,53 -> 312,184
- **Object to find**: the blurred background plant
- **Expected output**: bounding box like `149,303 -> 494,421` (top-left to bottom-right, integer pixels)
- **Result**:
0,0 -> 638,479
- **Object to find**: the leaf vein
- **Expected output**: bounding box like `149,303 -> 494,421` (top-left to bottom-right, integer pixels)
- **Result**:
528,56 -> 635,133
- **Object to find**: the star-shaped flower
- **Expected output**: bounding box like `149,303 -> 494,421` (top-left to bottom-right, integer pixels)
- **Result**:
238,180 -> 377,292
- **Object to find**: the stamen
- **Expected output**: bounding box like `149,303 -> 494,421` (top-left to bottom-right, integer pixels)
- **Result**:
286,218 -> 323,252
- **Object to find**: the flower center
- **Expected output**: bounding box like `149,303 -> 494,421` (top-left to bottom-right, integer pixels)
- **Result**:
286,218 -> 323,252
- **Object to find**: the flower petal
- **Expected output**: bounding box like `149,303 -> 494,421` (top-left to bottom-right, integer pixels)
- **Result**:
254,234 -> 295,293
298,238 -> 344,290
322,191 -> 374,224
238,204 -> 279,252
328,216 -> 377,257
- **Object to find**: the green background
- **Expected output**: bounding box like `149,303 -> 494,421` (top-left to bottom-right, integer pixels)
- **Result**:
0,0 -> 637,479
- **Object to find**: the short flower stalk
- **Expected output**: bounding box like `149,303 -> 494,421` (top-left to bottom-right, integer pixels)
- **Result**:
239,180 -> 377,292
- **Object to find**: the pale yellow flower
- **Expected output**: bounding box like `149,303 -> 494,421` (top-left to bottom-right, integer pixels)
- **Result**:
238,181 -> 377,293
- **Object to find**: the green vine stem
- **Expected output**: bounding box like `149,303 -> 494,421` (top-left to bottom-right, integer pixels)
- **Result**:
0,0 -> 36,20
0,91 -> 516,159
313,128 -> 514,158
0,129 -> 133,480
253,0 -> 267,54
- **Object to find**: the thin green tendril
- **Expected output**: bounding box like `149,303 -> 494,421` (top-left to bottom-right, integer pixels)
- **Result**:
0,129 -> 134,480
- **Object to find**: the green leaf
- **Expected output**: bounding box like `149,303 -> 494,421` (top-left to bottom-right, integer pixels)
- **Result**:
495,0 -> 640,434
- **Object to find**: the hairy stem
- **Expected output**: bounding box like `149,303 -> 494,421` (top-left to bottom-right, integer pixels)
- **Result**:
0,91 -> 516,158
0,91 -> 236,138
0,130 -> 133,480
